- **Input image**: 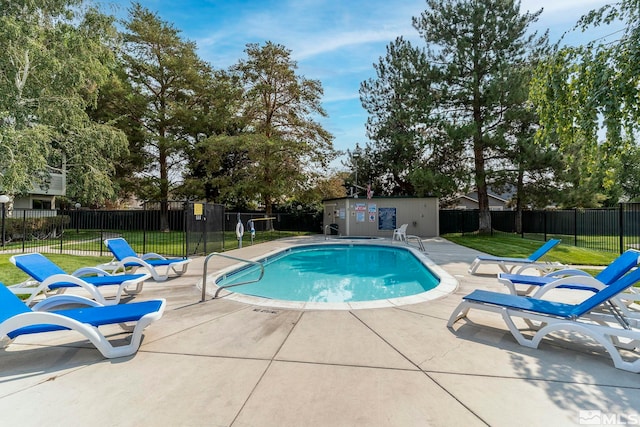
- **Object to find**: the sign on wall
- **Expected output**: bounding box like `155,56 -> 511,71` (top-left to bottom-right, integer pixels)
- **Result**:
368,203 -> 377,222
378,207 -> 396,230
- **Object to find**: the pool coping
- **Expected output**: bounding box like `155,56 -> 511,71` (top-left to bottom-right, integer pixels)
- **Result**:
201,238 -> 458,310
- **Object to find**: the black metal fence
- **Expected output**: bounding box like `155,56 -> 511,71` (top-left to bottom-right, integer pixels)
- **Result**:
0,201 -> 224,257
440,203 -> 640,253
0,202 -> 323,257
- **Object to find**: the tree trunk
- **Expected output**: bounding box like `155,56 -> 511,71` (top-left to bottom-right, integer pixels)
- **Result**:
477,188 -> 491,234
159,144 -> 170,232
515,167 -> 524,234
264,196 -> 275,231
474,136 -> 491,234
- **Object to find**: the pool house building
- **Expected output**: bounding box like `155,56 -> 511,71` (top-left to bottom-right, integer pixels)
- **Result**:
322,197 -> 439,238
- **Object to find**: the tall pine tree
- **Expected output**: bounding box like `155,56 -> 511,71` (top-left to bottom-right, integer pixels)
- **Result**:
361,0 -> 547,232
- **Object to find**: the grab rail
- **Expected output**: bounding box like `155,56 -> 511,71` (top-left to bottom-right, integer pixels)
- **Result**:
406,235 -> 427,252
201,252 -> 265,301
324,224 -> 339,240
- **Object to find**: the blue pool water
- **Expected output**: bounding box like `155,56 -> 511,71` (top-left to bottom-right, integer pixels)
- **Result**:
216,244 -> 439,303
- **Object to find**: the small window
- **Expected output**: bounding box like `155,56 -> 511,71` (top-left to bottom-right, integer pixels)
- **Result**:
32,199 -> 52,210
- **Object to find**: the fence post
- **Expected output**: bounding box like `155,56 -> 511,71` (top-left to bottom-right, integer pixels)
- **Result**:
620,203 -> 624,254
59,209 -> 64,253
22,209 -> 26,252
183,201 -> 189,258
100,211 -> 104,257
143,202 -> 147,254
204,203 -> 209,254
574,208 -> 578,247
544,210 -> 547,241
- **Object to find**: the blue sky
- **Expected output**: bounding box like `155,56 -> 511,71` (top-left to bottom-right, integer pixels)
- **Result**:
97,0 -> 620,171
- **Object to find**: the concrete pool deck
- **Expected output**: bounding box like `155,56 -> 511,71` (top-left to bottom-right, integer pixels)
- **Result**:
1,237 -> 639,426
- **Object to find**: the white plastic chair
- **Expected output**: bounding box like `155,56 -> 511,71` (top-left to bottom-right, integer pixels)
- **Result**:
392,224 -> 408,242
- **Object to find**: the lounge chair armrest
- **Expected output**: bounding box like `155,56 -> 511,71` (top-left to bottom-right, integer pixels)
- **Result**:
97,260 -> 128,273
7,280 -> 49,306
71,266 -> 113,277
532,276 -> 605,299
41,274 -> 109,305
8,279 -> 41,292
140,252 -> 167,261
543,268 -> 591,278
31,294 -> 103,311
512,262 -> 564,275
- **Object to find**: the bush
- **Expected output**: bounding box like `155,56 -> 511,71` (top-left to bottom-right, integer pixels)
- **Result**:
3,215 -> 71,241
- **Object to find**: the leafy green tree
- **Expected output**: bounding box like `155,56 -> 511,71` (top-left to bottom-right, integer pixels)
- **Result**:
0,0 -> 127,204
361,0 -> 547,233
491,63 -> 563,231
118,3 -> 221,228
88,64 -> 150,202
179,70 -> 245,202
360,38 -> 438,196
197,42 -> 335,216
616,141 -> 640,202
530,0 -> 640,207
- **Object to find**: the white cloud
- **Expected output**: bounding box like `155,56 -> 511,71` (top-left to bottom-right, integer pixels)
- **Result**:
293,28 -> 412,60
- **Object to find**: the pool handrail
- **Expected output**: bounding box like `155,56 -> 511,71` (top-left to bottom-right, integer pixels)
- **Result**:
406,235 -> 427,252
201,252 -> 265,301
324,224 -> 340,239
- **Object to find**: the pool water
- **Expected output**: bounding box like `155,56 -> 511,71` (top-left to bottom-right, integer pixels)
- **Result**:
216,244 -> 440,303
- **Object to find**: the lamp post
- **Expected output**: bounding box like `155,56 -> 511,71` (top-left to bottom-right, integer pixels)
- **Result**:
75,203 -> 81,234
0,195 -> 9,248
352,145 -> 361,198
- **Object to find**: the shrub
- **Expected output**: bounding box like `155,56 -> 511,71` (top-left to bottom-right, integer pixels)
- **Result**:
3,215 -> 71,241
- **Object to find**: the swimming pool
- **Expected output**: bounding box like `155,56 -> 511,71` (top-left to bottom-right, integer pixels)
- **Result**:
211,242 -> 457,309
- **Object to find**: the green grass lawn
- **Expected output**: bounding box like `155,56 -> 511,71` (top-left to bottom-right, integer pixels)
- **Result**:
443,233 -> 618,266
5,229 -> 315,255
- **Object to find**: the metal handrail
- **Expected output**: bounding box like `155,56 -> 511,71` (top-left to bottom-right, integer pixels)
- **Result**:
406,235 -> 427,252
201,252 -> 265,301
324,224 -> 339,239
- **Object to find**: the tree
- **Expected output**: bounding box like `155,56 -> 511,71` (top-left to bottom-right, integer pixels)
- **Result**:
490,62 -> 563,231
179,70 -> 245,202
0,0 -> 127,204
360,38 -> 436,196
118,3 -> 219,228
530,0 -> 640,207
196,42 -> 335,216
618,143 -> 640,202
361,0 -> 547,233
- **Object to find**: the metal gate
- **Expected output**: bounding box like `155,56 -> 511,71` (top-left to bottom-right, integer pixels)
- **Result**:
185,202 -> 225,255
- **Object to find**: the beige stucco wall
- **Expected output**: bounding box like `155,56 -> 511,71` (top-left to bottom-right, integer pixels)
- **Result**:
323,197 -> 439,238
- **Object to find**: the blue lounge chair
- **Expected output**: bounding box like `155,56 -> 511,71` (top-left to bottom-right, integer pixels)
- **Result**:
498,249 -> 640,296
0,283 -> 165,358
103,238 -> 191,282
9,253 -> 151,306
468,239 -> 562,275
448,267 -> 640,372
